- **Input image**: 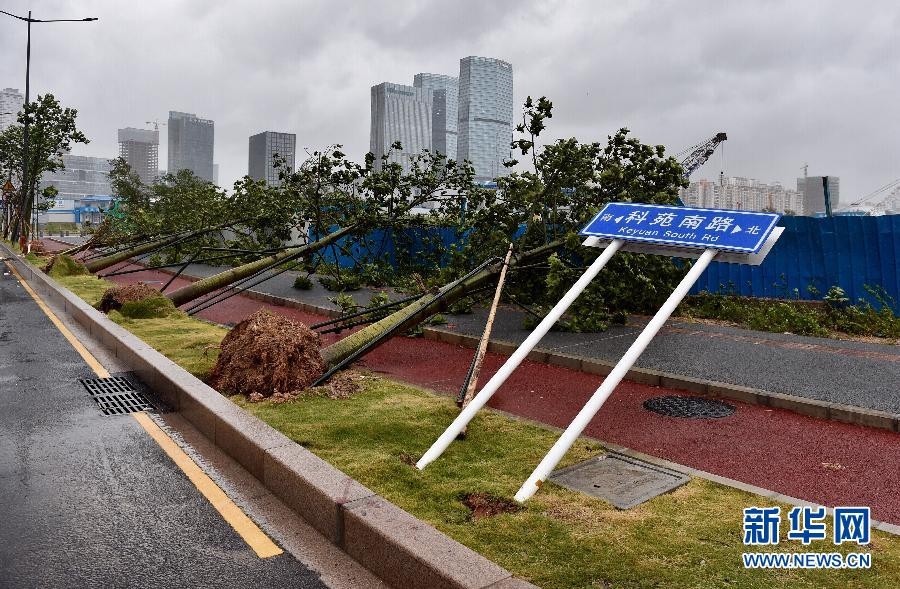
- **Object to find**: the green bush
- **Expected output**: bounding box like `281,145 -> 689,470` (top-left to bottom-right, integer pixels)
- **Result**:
680,284 -> 900,340
293,275 -> 313,290
318,269 -> 362,292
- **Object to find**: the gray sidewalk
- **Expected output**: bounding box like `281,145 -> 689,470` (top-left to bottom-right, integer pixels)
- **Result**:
99,254 -> 900,418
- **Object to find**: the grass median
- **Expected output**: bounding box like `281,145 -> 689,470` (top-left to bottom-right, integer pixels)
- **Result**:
48,268 -> 900,589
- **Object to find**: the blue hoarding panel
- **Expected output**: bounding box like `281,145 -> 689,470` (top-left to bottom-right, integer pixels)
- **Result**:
690,215 -> 900,311
580,203 -> 780,253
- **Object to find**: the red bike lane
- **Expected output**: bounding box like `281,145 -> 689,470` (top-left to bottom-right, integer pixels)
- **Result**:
74,252 -> 900,526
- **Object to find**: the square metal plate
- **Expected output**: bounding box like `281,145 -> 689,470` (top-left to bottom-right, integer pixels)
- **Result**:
549,452 -> 690,509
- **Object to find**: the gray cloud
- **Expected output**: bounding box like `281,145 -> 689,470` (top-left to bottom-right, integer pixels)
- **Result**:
0,0 -> 896,204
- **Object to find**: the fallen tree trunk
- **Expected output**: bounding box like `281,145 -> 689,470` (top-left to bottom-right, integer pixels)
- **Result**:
166,224 -> 358,307
85,229 -> 210,273
320,240 -> 561,368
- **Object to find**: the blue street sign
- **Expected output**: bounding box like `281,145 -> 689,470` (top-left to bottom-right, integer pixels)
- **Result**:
580,203 -> 781,253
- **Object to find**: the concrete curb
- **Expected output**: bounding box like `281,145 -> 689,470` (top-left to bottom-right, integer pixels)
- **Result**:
3,245 -> 537,589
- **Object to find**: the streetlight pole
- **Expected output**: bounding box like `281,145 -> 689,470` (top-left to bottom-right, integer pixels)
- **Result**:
0,9 -> 98,251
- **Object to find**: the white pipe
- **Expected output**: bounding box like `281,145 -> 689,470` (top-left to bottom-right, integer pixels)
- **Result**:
514,247 -> 719,502
416,239 -> 624,470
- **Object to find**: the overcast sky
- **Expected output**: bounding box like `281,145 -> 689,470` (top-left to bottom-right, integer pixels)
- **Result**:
1,0 -> 897,206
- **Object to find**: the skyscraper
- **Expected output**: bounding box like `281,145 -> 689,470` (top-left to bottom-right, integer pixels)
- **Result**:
0,88 -> 24,132
413,73 -> 458,159
456,56 -> 514,182
797,176 -> 840,216
167,111 -> 214,182
118,127 -> 159,185
248,131 -> 297,186
370,82 -> 433,173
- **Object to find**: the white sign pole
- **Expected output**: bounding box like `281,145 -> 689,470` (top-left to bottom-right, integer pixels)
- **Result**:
514,247 -> 719,502
416,238 -> 625,470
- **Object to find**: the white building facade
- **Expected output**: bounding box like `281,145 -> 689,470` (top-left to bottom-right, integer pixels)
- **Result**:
370,82 -> 433,173
680,177 -> 804,215
0,88 -> 24,132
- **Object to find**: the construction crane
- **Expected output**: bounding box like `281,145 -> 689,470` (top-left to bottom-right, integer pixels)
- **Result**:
145,120 -> 166,131
677,132 -> 727,180
675,132 -> 727,205
846,178 -> 900,209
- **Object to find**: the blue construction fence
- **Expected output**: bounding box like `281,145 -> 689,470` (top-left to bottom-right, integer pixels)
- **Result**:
690,215 -> 900,311
311,226 -> 465,269
310,216 -> 900,312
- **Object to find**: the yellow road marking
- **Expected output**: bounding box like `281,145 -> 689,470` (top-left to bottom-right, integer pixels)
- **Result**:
6,259 -> 282,559
4,261 -> 110,378
132,412 -> 283,558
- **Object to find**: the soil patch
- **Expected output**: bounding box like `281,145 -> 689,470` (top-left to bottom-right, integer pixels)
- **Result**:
460,492 -> 523,520
208,309 -> 325,398
96,283 -> 163,313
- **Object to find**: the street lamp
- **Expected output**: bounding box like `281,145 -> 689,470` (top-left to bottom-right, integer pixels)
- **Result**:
0,9 -> 98,251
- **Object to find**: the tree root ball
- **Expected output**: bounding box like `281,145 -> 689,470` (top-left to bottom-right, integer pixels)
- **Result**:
96,283 -> 165,313
208,309 -> 325,398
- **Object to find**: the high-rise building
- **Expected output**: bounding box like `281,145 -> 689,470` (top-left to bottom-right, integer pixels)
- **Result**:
0,88 -> 24,132
167,111 -> 214,182
248,131 -> 297,185
413,73 -> 458,159
370,82 -> 433,173
456,56 -> 514,182
797,176 -> 840,216
117,127 -> 159,185
681,177 -> 803,214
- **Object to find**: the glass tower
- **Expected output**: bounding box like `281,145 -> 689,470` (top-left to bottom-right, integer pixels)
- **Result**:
413,73 -> 458,160
370,82 -> 433,173
167,111 -> 215,182
249,131 -> 297,186
457,56 -> 514,182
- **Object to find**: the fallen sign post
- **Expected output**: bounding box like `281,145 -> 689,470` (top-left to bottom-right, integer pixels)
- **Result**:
416,202 -> 782,502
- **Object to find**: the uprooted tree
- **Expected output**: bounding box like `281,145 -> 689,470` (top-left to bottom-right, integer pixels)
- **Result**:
164,144 -> 477,306
89,95 -> 690,396
318,96 -> 690,371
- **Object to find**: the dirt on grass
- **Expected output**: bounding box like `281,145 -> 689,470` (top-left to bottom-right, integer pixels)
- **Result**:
460,492 -> 523,520
95,283 -> 163,313
208,309 -> 326,398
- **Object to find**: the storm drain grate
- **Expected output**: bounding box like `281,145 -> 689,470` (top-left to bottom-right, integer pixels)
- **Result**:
80,376 -> 153,416
643,395 -> 736,419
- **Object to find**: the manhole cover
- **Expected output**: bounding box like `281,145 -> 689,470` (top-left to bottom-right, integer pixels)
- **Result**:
643,395 -> 735,419
80,376 -> 153,416
549,452 -> 690,509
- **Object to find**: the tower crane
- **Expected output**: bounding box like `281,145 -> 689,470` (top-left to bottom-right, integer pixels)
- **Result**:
145,120 -> 166,131
675,132 -> 727,205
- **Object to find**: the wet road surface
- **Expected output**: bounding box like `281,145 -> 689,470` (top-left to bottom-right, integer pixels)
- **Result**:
0,261 -> 330,588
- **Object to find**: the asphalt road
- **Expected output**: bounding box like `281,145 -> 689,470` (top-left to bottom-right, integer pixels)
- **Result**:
0,261 -> 329,588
